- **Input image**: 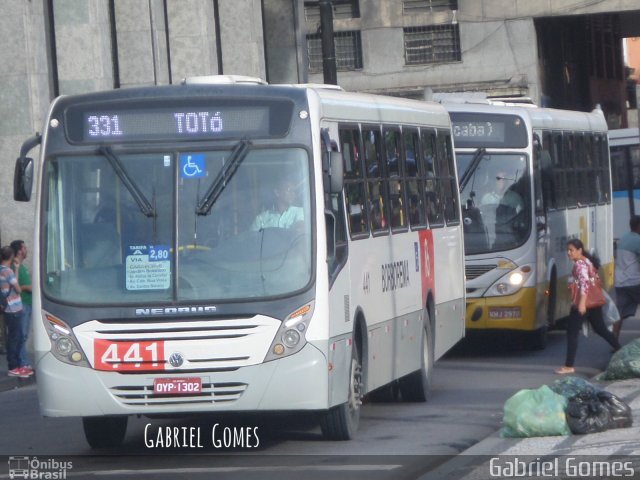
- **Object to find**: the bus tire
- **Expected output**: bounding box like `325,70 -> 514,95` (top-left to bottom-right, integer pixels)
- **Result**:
399,317 -> 433,402
527,325 -> 548,350
82,416 -> 128,448
319,341 -> 363,440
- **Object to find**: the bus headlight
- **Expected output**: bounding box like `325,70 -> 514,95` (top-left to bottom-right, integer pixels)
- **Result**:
485,265 -> 533,297
43,312 -> 90,368
264,301 -> 314,362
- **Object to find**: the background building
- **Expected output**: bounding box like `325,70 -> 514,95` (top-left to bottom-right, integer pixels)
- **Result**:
2,0 -> 640,249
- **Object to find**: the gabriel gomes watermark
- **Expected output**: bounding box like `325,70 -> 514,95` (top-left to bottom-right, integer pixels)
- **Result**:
489,457 -> 635,478
8,456 -> 72,479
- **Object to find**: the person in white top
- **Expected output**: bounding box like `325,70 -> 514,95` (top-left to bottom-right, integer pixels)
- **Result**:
614,215 -> 640,338
252,178 -> 304,231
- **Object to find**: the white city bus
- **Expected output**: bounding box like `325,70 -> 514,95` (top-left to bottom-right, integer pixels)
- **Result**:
15,76 -> 465,447
609,127 -> 640,241
443,101 -> 612,349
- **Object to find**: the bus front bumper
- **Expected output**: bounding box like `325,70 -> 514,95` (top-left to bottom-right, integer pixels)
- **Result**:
465,287 -> 539,331
36,342 -> 329,417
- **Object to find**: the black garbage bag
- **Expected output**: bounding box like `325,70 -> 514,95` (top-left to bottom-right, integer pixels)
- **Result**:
596,390 -> 633,429
565,390 -> 612,435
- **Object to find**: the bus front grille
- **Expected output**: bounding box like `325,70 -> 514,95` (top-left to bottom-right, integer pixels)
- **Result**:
465,264 -> 497,280
109,382 -> 248,407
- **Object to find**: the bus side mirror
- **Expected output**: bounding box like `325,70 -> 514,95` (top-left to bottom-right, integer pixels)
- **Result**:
328,151 -> 344,193
14,156 -> 34,202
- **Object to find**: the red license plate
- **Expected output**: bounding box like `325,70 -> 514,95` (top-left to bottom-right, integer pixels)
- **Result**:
154,378 -> 202,395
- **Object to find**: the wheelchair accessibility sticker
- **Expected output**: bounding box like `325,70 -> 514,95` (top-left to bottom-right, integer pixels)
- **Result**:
181,153 -> 205,178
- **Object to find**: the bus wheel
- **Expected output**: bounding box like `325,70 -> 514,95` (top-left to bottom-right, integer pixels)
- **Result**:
82,416 -> 128,448
399,319 -> 433,402
527,326 -> 548,351
320,342 -> 363,440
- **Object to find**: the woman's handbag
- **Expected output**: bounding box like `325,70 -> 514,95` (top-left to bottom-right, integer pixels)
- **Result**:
570,264 -> 606,309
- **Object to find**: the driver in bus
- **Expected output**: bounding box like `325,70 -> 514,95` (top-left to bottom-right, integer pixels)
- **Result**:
480,172 -> 524,215
251,177 -> 304,231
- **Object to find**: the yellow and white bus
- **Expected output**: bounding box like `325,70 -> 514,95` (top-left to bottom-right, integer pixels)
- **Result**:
15,76 -> 465,447
444,101 -> 612,349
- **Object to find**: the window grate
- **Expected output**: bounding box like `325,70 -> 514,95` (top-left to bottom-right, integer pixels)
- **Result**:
307,30 -> 363,74
402,0 -> 457,14
404,25 -> 461,65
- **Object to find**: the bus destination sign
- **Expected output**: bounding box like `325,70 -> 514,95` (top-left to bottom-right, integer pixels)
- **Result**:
64,98 -> 293,143
449,112 -> 527,148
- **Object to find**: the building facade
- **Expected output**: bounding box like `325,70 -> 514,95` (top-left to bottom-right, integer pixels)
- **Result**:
2,0 -> 640,248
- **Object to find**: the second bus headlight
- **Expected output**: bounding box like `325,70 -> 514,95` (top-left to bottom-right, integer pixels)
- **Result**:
485,265 -> 533,297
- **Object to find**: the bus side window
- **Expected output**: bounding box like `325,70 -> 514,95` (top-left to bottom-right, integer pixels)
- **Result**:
437,132 -> 460,225
340,126 -> 369,237
541,132 -> 555,209
384,127 -> 407,230
563,133 -> 578,207
364,127 -> 388,234
421,129 -> 444,227
551,132 -> 567,209
403,128 -> 426,228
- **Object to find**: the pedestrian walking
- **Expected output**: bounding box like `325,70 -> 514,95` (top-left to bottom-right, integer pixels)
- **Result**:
555,239 -> 621,375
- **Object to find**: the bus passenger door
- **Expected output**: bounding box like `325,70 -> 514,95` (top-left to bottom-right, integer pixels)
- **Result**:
533,134 -> 551,326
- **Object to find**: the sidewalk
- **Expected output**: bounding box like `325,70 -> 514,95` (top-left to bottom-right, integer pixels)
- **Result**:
0,348 -> 35,392
422,377 -> 640,479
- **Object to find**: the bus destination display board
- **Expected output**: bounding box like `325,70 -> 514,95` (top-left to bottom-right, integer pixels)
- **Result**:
64,98 -> 293,143
450,112 -> 527,148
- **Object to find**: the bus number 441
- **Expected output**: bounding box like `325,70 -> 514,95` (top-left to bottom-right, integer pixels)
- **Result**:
94,339 -> 166,371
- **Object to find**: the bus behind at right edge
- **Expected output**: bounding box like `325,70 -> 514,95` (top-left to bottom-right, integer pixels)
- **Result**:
609,127 -> 640,242
443,100 -> 613,349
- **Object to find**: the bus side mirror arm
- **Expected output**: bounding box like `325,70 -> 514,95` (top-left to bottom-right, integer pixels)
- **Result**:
14,132 -> 41,202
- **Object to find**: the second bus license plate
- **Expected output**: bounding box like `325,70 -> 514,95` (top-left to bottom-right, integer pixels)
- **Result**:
153,377 -> 202,395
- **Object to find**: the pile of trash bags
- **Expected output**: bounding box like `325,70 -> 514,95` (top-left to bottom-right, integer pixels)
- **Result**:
601,338 -> 640,380
501,377 -> 632,438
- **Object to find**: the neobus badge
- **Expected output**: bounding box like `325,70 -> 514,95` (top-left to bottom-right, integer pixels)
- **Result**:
135,306 -> 218,316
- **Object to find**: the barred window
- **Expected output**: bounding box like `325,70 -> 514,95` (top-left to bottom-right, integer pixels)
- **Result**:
404,25 -> 461,65
403,0 -> 457,14
307,31 -> 363,74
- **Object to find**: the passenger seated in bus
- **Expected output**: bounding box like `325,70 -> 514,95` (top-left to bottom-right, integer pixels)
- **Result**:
251,177 -> 304,231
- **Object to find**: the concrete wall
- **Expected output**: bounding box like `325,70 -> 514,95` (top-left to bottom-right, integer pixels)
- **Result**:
0,0 -> 268,249
0,0 -> 49,249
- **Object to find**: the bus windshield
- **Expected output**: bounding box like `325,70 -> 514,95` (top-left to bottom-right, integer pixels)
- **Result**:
457,152 -> 531,254
43,147 -> 312,305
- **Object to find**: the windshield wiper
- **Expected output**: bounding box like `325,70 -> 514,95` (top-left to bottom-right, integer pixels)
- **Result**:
459,147 -> 486,193
99,146 -> 156,217
196,138 -> 251,215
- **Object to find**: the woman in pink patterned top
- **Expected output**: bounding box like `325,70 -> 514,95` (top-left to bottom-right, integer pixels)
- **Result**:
555,239 -> 621,374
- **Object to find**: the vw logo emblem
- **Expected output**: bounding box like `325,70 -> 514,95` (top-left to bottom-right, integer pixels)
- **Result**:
168,352 -> 185,367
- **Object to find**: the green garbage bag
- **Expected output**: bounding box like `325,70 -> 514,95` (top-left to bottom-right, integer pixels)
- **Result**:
501,385 -> 571,438
602,338 -> 640,380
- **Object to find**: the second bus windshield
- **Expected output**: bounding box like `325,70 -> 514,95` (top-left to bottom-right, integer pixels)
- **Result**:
43,147 -> 312,305
457,152 -> 531,254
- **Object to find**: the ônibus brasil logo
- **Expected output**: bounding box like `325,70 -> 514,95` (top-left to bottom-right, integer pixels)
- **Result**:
8,456 -> 72,479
